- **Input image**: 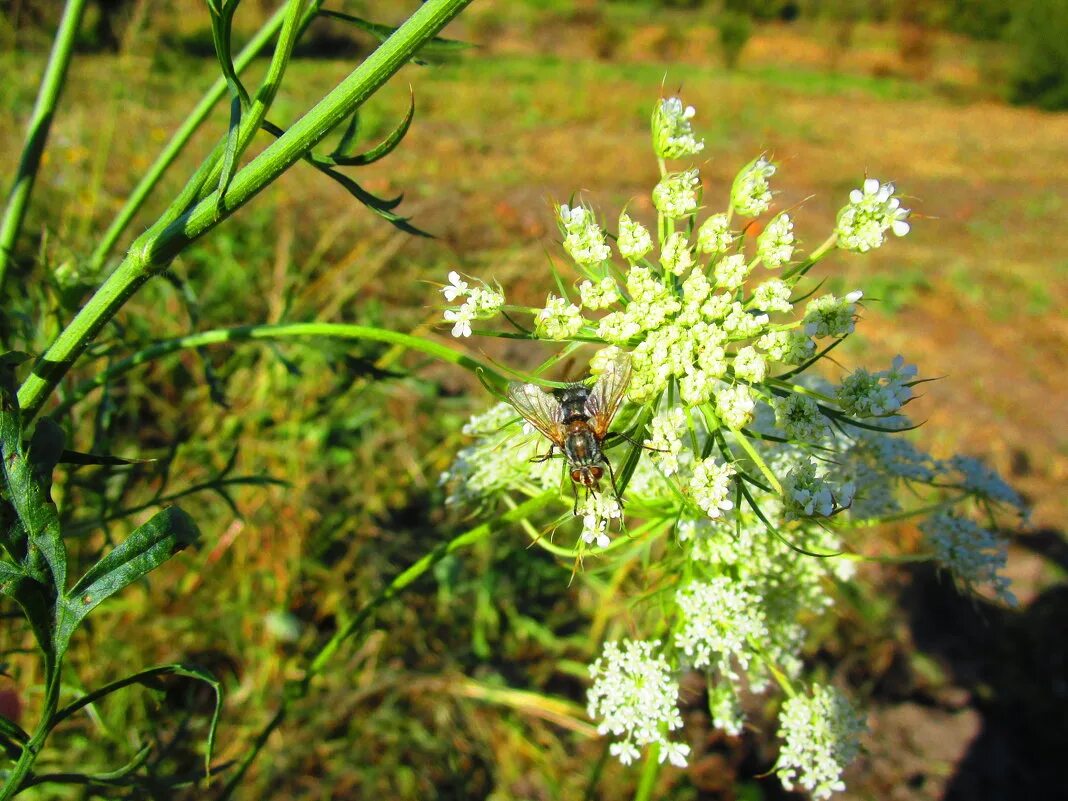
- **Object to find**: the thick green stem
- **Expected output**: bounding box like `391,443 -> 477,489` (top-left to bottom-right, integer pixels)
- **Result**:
203,0 -> 308,210
53,321 -> 506,417
0,0 -> 88,293
87,4 -> 298,271
17,0 -> 473,421
633,745 -> 661,801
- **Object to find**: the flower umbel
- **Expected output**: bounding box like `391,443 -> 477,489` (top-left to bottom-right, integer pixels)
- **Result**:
653,96 -> 705,159
587,639 -> 688,767
836,178 -> 910,252
776,685 -> 866,800
436,94 -> 1024,799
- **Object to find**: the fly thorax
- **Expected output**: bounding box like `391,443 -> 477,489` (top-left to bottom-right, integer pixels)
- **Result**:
554,385 -> 591,424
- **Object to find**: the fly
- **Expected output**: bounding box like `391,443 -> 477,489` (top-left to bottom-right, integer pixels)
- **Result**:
507,352 -> 631,511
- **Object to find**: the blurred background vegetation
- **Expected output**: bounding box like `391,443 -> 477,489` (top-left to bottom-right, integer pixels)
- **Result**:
0,0 -> 1065,798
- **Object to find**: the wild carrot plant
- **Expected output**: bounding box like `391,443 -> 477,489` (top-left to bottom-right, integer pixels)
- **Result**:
0,3 -> 1029,798
437,96 -> 1027,797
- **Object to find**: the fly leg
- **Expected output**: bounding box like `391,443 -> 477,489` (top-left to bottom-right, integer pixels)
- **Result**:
603,455 -> 624,509
530,444 -> 555,463
605,430 -> 668,453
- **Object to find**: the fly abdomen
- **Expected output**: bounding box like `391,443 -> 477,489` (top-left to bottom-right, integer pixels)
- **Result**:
564,425 -> 601,467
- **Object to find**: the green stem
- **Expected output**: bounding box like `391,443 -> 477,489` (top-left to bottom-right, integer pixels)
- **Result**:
633,744 -> 661,801
0,0 -> 88,293
304,491 -> 555,683
16,0 -> 473,421
53,321 -> 506,417
0,666 -> 61,800
203,0 -> 307,210
87,3 -> 301,271
780,232 -> 837,281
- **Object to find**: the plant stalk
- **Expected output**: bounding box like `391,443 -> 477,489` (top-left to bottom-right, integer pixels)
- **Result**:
53,321 -> 506,417
87,3 -> 301,271
0,0 -> 88,294
17,0 -> 473,421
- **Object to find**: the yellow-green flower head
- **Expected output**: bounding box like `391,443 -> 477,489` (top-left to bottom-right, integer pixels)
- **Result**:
652,96 -> 705,160
836,178 -> 910,252
535,294 -> 585,339
752,279 -> 793,313
803,291 -> 863,338
758,212 -> 795,268
653,169 -> 701,219
578,276 -> 620,310
757,329 -> 815,365
661,231 -> 694,276
713,253 -> 751,291
731,156 -> 776,217
558,203 -> 611,266
617,212 -> 653,261
696,212 -> 734,255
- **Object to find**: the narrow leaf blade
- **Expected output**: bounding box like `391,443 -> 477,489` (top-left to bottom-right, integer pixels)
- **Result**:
57,507 -> 200,648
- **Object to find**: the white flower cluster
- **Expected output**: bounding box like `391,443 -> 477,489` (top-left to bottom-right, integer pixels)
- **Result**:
758,213 -> 795,268
559,203 -> 611,266
782,459 -> 855,519
775,393 -> 828,442
776,685 -> 866,800
836,178 -> 910,253
441,270 -> 505,337
618,212 -> 653,261
437,96 -> 1026,788
653,169 -> 701,219
945,455 -> 1027,513
644,406 -> 687,476
439,402 -> 559,505
803,291 -> 863,338
675,578 -> 768,676
836,355 -> 916,418
690,457 -> 736,518
652,96 -> 705,159
731,156 -> 776,216
587,640 -> 690,767
920,512 -> 1015,604
697,212 -> 734,254
536,294 -> 586,340
578,276 -> 620,310
580,492 -> 623,548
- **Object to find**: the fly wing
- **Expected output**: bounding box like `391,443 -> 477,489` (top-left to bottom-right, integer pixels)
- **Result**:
584,352 -> 632,439
506,381 -> 567,446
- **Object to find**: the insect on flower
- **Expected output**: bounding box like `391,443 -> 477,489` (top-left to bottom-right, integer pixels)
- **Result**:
507,353 -> 632,511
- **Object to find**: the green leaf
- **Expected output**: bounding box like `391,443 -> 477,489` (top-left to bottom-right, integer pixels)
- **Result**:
333,108 -> 361,160
328,90 -> 415,166
319,9 -> 471,65
57,450 -> 153,467
0,563 -> 54,662
27,418 -> 65,490
51,663 -> 222,778
261,120 -> 431,237
1,383 -> 67,593
207,0 -> 251,211
55,507 -> 200,649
